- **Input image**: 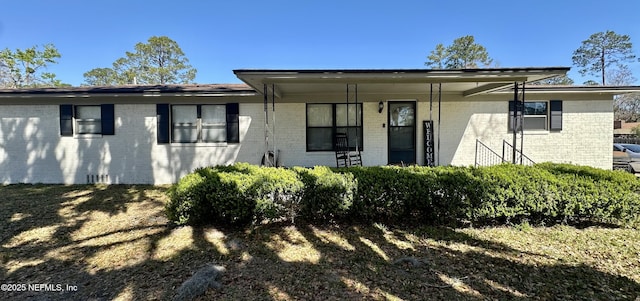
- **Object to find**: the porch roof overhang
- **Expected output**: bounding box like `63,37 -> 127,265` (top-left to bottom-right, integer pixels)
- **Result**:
233,67 -> 571,98
495,85 -> 640,96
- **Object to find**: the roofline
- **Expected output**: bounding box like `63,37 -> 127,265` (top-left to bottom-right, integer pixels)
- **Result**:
0,84 -> 256,97
233,68 -> 570,96
233,67 -> 571,75
498,85 -> 640,95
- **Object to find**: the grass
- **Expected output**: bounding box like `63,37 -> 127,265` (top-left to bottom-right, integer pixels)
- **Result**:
1,185 -> 639,300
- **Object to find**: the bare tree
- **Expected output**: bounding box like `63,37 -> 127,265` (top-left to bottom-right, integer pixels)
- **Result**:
609,66 -> 640,121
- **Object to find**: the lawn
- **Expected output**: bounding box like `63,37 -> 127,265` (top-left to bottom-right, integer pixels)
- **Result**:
1,185 -> 639,300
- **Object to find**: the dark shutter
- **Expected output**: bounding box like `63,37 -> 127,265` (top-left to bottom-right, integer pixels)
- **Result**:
508,100 -> 524,131
101,104 -> 115,135
550,100 -> 563,131
60,104 -> 74,136
508,101 -> 517,131
157,104 -> 170,144
226,103 -> 240,143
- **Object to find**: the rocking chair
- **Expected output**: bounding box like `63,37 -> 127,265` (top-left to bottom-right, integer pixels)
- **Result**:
335,132 -> 362,167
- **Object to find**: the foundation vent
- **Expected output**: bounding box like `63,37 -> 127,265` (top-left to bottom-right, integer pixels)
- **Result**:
87,174 -> 110,184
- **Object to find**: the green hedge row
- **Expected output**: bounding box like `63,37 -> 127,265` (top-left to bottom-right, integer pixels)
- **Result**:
165,162 -> 640,227
165,163 -> 353,225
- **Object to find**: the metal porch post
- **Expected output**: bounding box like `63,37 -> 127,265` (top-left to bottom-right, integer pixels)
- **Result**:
263,84 -> 270,166
519,82 -> 525,165
271,84 -> 277,166
512,82 -> 518,164
437,82 -> 442,166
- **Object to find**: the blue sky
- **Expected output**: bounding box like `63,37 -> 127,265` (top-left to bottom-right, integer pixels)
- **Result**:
2,0 -> 640,86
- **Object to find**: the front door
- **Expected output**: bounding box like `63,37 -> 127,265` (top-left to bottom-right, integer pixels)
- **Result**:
388,101 -> 416,165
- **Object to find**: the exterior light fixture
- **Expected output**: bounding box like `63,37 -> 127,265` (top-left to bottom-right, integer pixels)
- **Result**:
378,101 -> 384,113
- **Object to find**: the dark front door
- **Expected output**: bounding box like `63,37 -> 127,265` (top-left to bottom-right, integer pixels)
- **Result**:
388,101 -> 416,164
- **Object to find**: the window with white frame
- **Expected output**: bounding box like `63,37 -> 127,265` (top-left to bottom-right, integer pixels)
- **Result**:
171,104 -> 227,143
523,102 -> 548,130
201,105 -> 227,142
75,105 -> 102,134
306,103 -> 363,151
509,100 -> 562,131
60,104 -> 114,136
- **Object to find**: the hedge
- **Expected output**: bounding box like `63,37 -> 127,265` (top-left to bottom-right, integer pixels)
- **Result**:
165,163 -> 640,227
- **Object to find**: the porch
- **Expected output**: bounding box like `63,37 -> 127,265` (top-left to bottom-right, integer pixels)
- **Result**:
234,68 -> 567,167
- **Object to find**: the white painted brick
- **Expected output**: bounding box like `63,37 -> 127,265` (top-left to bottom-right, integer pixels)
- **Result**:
0,96 -> 615,184
432,99 -> 612,169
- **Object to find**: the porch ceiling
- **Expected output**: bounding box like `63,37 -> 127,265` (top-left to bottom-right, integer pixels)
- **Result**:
233,68 -> 570,99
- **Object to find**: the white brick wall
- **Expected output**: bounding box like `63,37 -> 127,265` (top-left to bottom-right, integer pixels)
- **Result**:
0,103 -> 264,184
0,95 -> 614,184
0,105 -> 62,184
269,102 -> 388,167
429,99 -> 613,169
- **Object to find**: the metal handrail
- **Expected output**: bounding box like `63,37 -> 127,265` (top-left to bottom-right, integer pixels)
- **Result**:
475,139 -> 505,167
502,140 -> 535,166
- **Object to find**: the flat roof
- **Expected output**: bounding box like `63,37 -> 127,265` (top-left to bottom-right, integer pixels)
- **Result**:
233,67 -> 571,75
2,68 -> 639,99
497,84 -> 640,95
234,67 -> 572,97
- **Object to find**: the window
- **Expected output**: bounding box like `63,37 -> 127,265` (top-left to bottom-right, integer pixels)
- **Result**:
509,100 -> 562,131
523,102 -> 547,130
201,105 -> 227,142
306,103 -> 363,151
59,104 -> 115,136
171,105 -> 227,143
171,105 -> 198,142
76,106 -> 102,134
156,103 -> 239,144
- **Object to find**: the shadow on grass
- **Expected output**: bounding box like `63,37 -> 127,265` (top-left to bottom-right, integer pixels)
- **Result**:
210,223 -> 639,300
1,184 -> 639,300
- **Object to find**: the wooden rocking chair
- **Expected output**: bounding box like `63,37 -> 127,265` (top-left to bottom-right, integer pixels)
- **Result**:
335,132 -> 362,167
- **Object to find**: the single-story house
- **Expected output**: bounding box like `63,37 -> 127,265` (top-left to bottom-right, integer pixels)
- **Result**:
1,67 -> 638,184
